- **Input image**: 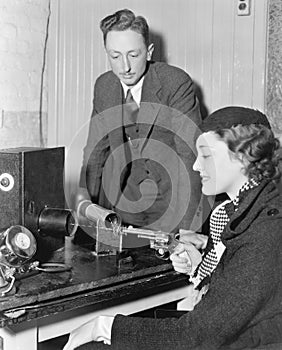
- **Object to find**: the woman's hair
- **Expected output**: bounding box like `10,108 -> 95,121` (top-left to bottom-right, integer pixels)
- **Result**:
100,9 -> 149,46
214,124 -> 281,182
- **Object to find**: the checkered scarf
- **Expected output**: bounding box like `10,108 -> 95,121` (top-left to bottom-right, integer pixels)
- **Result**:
191,178 -> 259,289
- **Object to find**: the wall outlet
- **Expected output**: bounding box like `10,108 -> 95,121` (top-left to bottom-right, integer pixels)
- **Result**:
237,0 -> 251,16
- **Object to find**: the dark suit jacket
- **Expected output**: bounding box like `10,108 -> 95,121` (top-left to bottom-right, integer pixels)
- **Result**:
80,61 -> 202,232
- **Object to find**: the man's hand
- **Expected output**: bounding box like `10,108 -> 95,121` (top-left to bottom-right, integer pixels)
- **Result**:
63,315 -> 114,350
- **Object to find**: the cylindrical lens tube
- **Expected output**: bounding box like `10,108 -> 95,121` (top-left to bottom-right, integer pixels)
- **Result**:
38,207 -> 78,237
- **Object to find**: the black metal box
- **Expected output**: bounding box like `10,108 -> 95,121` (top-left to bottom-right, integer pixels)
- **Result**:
0,147 -> 65,259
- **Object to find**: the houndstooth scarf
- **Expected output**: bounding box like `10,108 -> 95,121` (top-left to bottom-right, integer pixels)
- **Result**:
190,178 -> 259,289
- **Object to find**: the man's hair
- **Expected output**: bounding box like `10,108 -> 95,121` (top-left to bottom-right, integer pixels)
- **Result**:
215,124 -> 281,182
100,9 -> 149,46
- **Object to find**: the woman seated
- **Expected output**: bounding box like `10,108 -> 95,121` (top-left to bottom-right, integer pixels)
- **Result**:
63,106 -> 282,350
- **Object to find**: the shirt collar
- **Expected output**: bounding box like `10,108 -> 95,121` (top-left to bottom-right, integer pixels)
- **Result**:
120,76 -> 144,107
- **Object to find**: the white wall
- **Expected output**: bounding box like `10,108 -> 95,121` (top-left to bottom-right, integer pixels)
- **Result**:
0,0 -> 50,148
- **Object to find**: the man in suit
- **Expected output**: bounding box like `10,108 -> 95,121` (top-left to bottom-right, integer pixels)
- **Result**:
77,9 -> 202,244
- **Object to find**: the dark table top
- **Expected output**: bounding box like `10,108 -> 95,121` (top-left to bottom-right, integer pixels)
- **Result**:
0,237 -> 187,328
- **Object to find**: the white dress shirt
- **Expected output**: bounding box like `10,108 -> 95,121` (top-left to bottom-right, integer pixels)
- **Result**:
121,76 -> 144,107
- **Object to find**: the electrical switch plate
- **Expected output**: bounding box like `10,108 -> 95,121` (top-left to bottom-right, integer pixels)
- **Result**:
237,0 -> 251,16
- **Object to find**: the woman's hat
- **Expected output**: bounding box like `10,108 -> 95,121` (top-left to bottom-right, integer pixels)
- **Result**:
200,106 -> 271,132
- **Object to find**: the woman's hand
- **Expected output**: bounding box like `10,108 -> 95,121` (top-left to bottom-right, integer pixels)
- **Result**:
170,230 -> 206,275
63,315 -> 114,350
170,243 -> 193,274
178,229 -> 208,250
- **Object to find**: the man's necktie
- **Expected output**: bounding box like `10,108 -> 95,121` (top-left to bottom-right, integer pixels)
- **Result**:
123,89 -> 139,124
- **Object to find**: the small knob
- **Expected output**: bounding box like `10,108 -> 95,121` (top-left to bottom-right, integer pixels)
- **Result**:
239,3 -> 247,10
0,173 -> 14,192
0,177 -> 10,187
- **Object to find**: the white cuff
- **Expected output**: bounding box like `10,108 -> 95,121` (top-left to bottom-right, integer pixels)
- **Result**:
92,316 -> 114,345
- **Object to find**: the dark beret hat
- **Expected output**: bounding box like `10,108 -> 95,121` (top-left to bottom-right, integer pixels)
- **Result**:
200,106 -> 271,132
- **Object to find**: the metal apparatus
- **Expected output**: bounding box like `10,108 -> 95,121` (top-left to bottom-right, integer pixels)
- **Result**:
0,224 -> 72,297
0,147 -> 77,261
77,200 -> 178,259
77,200 -> 121,231
0,225 -> 37,296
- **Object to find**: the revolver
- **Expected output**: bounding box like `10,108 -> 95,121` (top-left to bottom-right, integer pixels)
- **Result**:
121,226 -> 178,260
